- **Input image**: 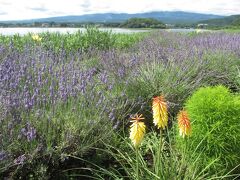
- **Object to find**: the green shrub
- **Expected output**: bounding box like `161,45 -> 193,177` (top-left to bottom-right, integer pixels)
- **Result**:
125,60 -> 202,107
236,67 -> 240,91
184,85 -> 240,174
113,33 -> 147,49
125,52 -> 240,115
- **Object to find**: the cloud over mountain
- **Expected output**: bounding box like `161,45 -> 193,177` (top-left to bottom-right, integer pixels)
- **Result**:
0,0 -> 239,21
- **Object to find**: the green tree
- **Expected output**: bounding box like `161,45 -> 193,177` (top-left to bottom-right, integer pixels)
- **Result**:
121,18 -> 166,28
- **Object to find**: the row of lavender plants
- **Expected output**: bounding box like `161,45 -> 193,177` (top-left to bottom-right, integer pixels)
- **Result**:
0,30 -> 240,178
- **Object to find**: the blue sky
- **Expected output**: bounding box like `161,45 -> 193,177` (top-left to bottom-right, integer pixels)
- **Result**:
0,0 -> 240,21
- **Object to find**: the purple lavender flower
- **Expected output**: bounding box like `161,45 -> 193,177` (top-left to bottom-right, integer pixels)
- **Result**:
0,151 -> 7,161
113,121 -> 120,130
14,154 -> 26,165
108,110 -> 115,122
20,123 -> 37,142
117,67 -> 125,78
99,71 -> 108,84
26,126 -> 37,142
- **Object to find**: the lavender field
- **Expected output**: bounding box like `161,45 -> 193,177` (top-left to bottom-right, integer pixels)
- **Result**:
0,29 -> 240,179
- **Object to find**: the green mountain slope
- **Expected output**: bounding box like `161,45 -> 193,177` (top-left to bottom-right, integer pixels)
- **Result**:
200,15 -> 240,26
0,11 -> 224,25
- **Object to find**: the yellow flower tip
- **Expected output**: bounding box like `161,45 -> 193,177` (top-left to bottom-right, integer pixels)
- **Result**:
152,95 -> 168,129
32,34 -> 42,42
196,29 -> 202,34
177,110 -> 191,138
129,114 -> 146,147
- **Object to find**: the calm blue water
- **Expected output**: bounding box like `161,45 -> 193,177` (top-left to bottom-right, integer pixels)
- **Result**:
0,28 -> 150,35
0,28 -> 210,35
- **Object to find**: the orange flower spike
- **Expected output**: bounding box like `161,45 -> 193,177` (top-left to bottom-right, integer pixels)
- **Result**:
152,95 -> 168,129
129,114 -> 146,147
177,110 -> 191,138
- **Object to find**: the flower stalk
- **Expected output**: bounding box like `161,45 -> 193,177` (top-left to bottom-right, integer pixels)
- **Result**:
129,114 -> 146,180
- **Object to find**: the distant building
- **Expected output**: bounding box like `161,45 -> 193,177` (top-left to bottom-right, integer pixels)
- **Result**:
42,23 -> 50,27
165,24 -> 174,28
197,24 -> 208,28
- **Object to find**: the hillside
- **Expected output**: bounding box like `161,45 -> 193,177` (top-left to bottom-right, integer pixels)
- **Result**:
199,15 -> 240,26
0,11 -> 224,25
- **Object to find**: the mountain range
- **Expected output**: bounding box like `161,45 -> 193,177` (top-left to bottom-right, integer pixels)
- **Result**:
0,11 -> 225,24
200,15 -> 240,26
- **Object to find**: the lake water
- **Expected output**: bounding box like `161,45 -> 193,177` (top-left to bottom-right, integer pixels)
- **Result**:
167,28 -> 210,33
0,28 -> 150,35
0,28 -> 210,36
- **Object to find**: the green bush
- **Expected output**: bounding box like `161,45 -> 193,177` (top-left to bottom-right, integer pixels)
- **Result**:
125,60 -> 202,108
236,67 -> 240,90
184,85 -> 240,174
125,52 -> 240,115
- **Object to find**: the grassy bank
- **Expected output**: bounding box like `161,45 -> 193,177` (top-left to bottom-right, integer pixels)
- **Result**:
0,27 -> 147,53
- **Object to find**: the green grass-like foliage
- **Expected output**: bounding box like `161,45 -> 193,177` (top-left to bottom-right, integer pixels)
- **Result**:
88,132 -> 226,179
185,85 -> 240,174
125,52 -> 239,115
0,27 -> 146,53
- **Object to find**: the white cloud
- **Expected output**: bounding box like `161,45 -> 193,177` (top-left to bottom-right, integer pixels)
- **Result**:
0,0 -> 239,21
